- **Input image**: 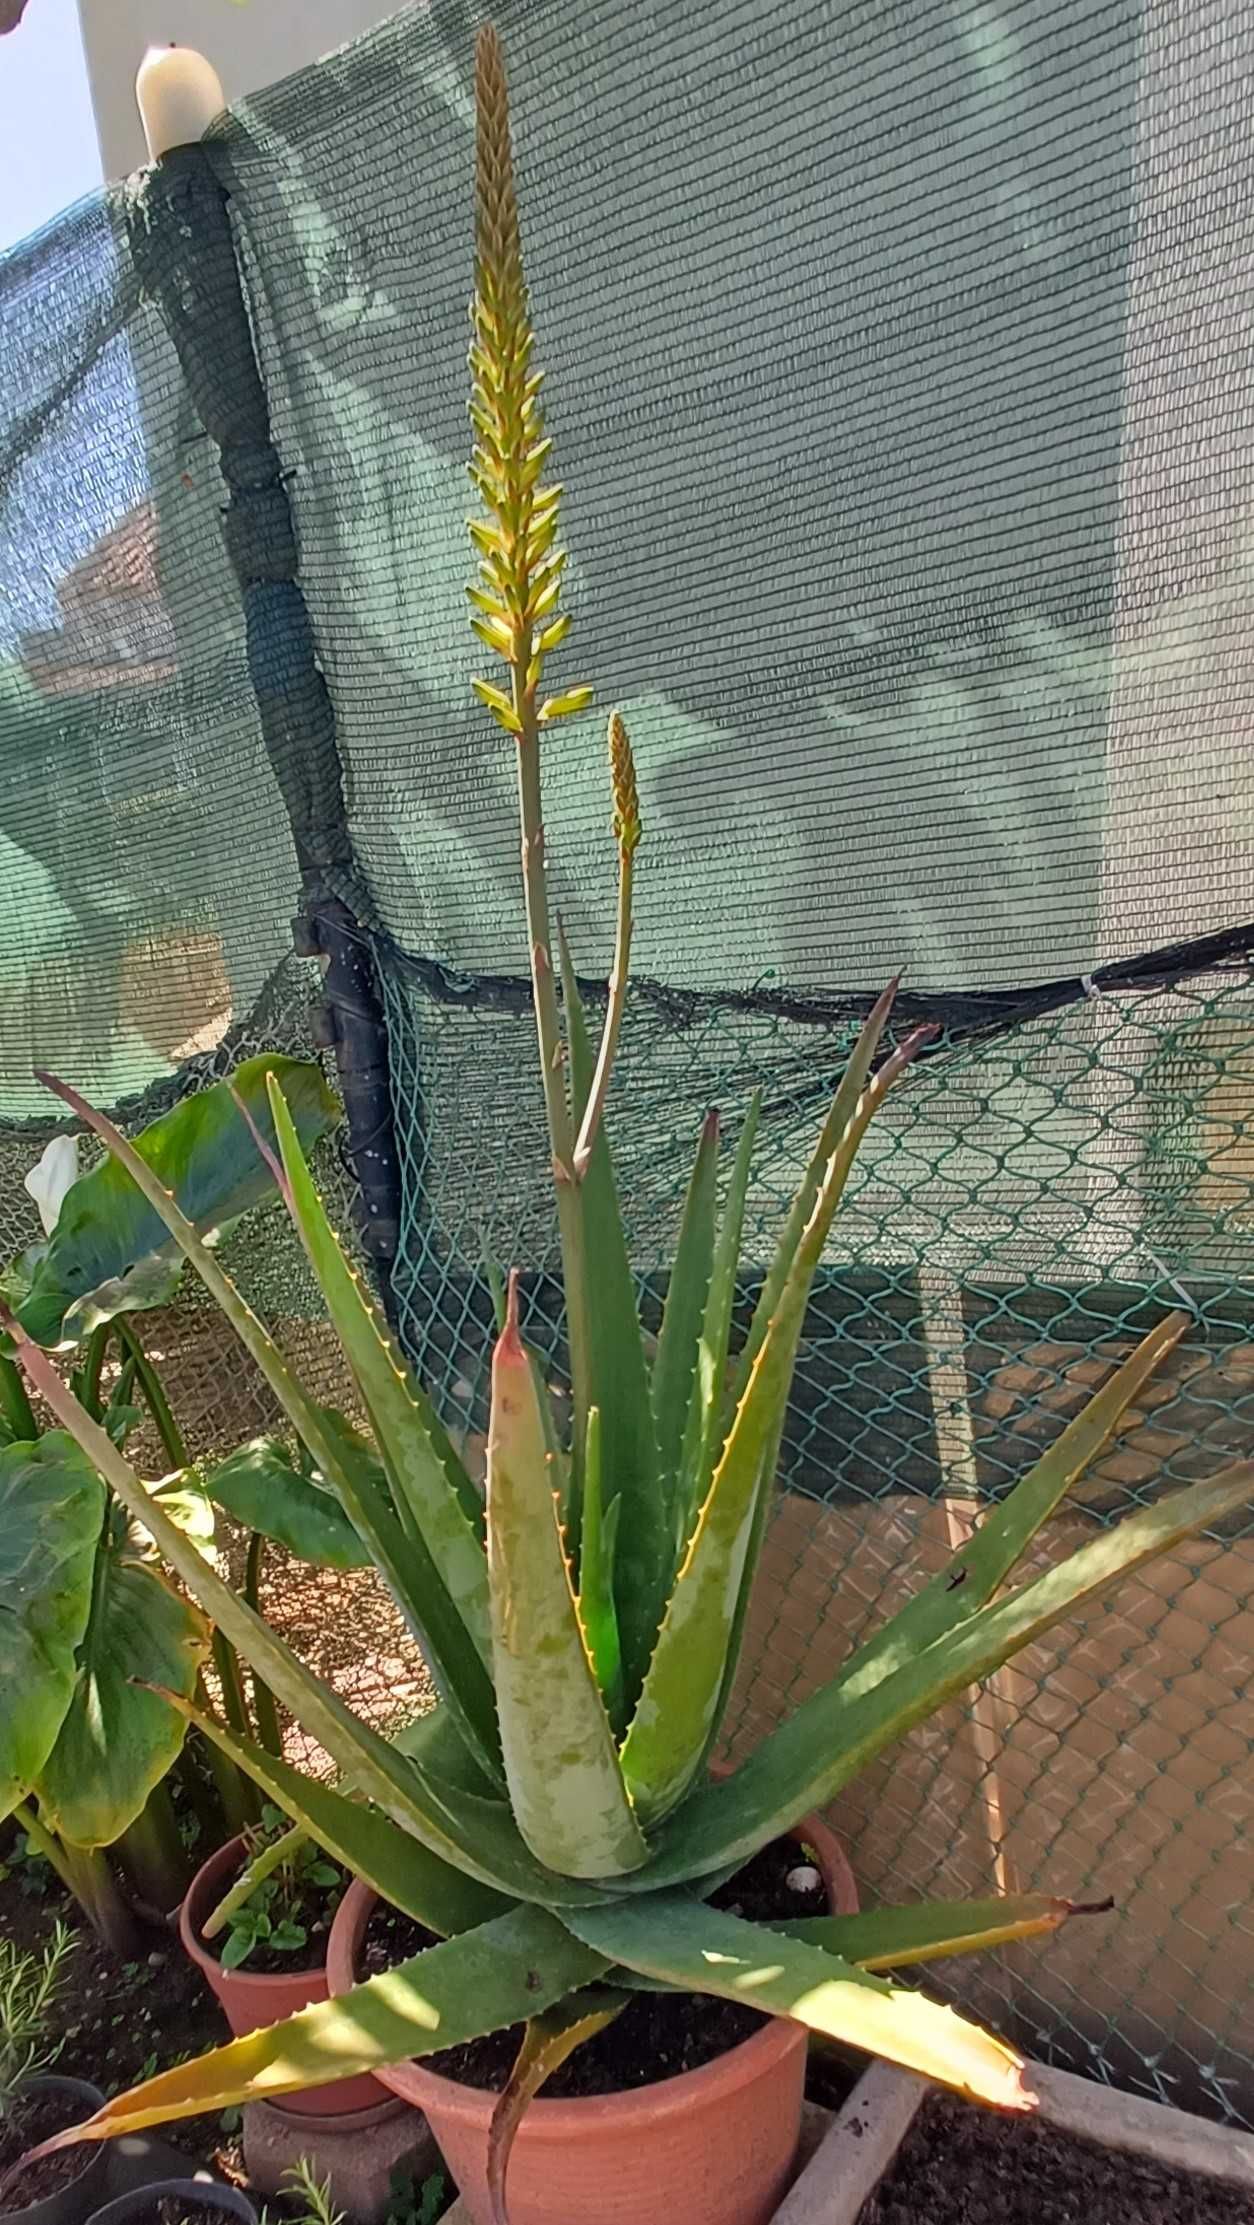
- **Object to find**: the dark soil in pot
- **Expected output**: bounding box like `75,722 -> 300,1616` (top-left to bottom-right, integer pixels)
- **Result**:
0,2090 -> 98,2211
356,1833 -> 829,2097
858,2093 -> 1254,2225
0,1867 -> 238,2191
195,1862 -> 345,1979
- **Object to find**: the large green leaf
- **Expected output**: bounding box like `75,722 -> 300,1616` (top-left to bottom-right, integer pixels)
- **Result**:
728,982 -> 903,1406
487,1991 -> 627,2225
643,1462 -> 1254,1886
30,1076 -> 501,1783
37,1909 -> 608,2141
0,1324 -> 601,1910
486,1285 -> 646,1878
200,1437 -> 372,1570
266,1076 -> 490,1636
19,1058 -> 339,1348
557,925 -> 666,1710
577,1409 -> 623,1729
36,1557 -> 208,1846
673,1093 -> 760,1558
651,1111 -> 719,1525
561,1895 -> 1030,2106
832,1309 -> 1189,1707
0,1434 -> 104,1818
620,1023 -> 931,1825
166,1692 -> 511,1936
775,1892 -> 1094,1969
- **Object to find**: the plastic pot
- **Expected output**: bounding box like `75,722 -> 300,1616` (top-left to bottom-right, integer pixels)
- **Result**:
179,1836 -> 380,2118
0,2076 -> 109,2225
87,2183 -> 257,2225
327,1812 -> 858,2225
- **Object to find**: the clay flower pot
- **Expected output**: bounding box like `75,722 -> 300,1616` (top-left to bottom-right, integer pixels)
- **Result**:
0,2077 -> 109,2225
327,1813 -> 857,2225
179,1836 -> 381,2119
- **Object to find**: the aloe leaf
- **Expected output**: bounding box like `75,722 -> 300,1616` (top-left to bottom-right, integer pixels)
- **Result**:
673,1092 -> 761,1557
30,1075 -> 500,1781
619,1028 -> 933,1825
642,1462 -> 1254,1886
651,1110 -> 719,1519
0,1434 -> 104,1817
560,1895 -> 1029,2107
775,1892 -> 1100,1969
834,1309 -> 1189,1705
33,1909 -> 609,2144
163,1691 -> 511,1936
0,1320 -> 599,1909
487,1989 -> 627,2225
266,1076 -> 489,1633
36,1558 -> 208,1847
486,1280 -> 646,1878
198,1437 -> 372,1570
725,988 -> 898,1405
577,1407 -> 623,1729
19,1057 -> 338,1349
556,923 -> 666,1710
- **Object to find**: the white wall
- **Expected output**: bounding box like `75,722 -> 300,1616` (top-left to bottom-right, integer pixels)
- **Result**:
78,0 -> 401,178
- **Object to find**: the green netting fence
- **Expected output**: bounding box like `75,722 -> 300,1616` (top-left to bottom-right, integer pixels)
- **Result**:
2,0 -> 1253,2138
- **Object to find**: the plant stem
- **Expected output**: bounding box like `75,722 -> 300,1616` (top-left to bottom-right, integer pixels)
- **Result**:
203,1823 -> 306,1939
191,1685 -> 257,1834
210,1627 -> 254,1746
116,1782 -> 190,1914
75,1322 -> 113,1424
15,1806 -> 144,1959
573,843 -> 633,1179
243,1532 -> 283,1759
0,1353 -> 37,1442
115,1319 -> 187,1469
514,703 -> 594,1444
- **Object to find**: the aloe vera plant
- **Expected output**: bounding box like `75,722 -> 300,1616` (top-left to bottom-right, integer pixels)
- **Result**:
4,25 -> 1251,2219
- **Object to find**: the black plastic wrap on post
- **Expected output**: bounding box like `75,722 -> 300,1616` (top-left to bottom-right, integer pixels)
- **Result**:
123,145 -> 402,1312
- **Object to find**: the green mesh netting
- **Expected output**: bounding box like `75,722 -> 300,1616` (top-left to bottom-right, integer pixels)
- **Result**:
2,0 -> 1253,2132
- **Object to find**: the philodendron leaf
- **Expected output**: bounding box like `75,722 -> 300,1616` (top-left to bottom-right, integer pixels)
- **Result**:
19,1056 -> 339,1348
31,1909 -> 609,2143
36,1558 -> 209,1847
61,1252 -> 185,1344
0,1433 -> 104,1818
561,1895 -> 1031,2108
29,1075 -> 501,1785
200,1437 -> 372,1569
1,1320 -> 597,1910
486,1278 -> 646,1880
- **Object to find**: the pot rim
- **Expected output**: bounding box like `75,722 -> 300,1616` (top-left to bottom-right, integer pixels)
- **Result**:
327,1811 -> 856,2133
0,2077 -> 108,2218
86,2177 -> 258,2225
179,1834 -> 329,1989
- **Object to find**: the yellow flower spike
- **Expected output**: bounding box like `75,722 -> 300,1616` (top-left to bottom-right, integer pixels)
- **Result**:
609,710 -> 642,857
466,24 -> 587,720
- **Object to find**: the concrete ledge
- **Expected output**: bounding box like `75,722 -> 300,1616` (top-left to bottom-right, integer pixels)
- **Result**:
771,2064 -> 929,2225
773,2057 -> 1254,2222
1031,2062 -> 1254,2193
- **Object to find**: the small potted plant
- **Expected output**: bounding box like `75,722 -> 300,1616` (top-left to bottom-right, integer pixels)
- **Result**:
179,1813 -> 379,2119
6,24 -> 1253,2225
0,1925 -> 106,2225
85,2182 -> 257,2225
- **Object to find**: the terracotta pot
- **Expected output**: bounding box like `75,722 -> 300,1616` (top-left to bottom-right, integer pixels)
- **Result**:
327,1812 -> 857,2225
179,1835 -> 381,2118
